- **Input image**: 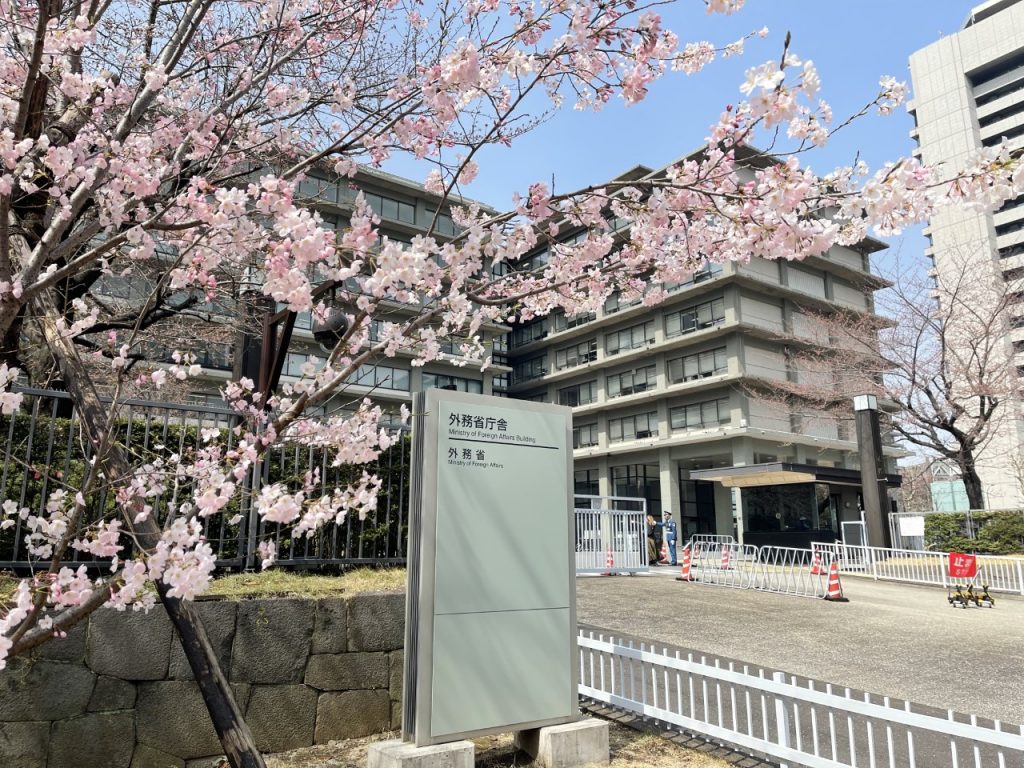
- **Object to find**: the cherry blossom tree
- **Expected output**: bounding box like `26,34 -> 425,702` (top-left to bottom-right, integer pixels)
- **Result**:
2,0 -> 1024,764
764,254 -> 1018,510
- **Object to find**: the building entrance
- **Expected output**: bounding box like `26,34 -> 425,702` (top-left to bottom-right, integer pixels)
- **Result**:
678,477 -> 716,538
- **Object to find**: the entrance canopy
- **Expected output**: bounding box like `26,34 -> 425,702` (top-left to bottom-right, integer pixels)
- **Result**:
689,462 -> 902,489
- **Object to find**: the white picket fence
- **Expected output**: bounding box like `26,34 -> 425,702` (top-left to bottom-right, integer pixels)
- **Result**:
813,543 -> 1024,596
577,630 -> 1024,768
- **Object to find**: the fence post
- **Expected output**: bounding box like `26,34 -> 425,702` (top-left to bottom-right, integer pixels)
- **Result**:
772,671 -> 791,768
243,459 -> 263,570
1016,559 -> 1024,596
941,553 -> 948,589
870,547 -> 878,580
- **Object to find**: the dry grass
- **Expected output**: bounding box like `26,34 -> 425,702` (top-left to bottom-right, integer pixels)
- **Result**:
203,567 -> 407,599
259,720 -> 734,768
0,567 -> 406,607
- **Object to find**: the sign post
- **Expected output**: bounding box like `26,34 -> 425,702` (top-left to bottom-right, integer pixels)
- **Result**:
403,389 -> 577,747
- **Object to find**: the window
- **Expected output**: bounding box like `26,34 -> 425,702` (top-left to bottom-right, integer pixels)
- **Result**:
350,364 -> 411,391
554,338 -> 597,370
421,373 -> 482,393
983,123 -> 1024,147
667,347 -> 728,383
606,321 -> 655,356
558,380 -> 598,407
512,356 -> 547,383
553,311 -> 596,332
362,192 -> 416,224
424,207 -> 458,236
519,391 -> 549,402
492,373 -> 509,394
608,412 -> 658,442
606,365 -> 656,398
514,249 -> 549,272
669,397 -> 731,431
573,423 -> 599,448
664,263 -> 724,292
611,464 -> 662,512
604,292 -> 640,314
511,320 -> 548,347
665,297 -> 726,337
136,340 -> 233,371
574,469 -> 600,496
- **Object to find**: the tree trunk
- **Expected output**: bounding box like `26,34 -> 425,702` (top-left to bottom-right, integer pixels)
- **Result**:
958,451 -> 985,511
33,293 -> 266,768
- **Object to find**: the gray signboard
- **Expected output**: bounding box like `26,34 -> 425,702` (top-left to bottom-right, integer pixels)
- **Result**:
403,389 -> 578,746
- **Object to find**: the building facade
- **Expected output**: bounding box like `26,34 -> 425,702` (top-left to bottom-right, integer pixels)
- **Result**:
908,0 -> 1024,508
506,158 -> 902,549
106,166 -> 509,413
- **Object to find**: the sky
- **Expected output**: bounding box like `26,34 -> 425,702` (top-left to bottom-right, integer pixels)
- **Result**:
383,0 -> 981,272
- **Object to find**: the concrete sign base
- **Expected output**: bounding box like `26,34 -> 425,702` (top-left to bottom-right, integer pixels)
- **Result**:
514,719 -> 611,768
367,739 -> 474,768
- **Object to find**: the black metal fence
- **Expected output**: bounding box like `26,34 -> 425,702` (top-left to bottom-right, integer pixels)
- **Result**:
0,387 -> 410,572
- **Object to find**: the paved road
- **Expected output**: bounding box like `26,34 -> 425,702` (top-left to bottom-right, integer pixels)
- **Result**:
576,571 -> 1024,725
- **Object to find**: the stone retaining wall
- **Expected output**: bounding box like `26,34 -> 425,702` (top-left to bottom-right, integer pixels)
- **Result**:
0,592 -> 405,768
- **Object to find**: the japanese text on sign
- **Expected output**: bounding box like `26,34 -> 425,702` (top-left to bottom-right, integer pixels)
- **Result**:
948,552 -> 978,579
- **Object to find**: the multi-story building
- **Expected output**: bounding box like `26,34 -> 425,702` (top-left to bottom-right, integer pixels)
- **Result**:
506,155 -> 902,549
907,0 -> 1024,508
108,165 -> 509,412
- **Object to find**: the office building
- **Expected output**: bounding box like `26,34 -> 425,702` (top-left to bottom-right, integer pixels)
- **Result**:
506,152 -> 902,549
907,0 -> 1024,508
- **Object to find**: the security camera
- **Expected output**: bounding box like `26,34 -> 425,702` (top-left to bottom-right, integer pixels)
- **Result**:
311,312 -> 349,351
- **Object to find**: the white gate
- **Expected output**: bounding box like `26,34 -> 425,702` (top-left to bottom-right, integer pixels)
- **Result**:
575,494 -> 648,575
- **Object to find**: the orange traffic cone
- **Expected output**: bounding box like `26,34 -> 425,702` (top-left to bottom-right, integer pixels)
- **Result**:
601,548 -> 615,577
720,546 -> 732,570
810,550 -> 823,575
823,561 -> 848,602
676,546 -> 694,582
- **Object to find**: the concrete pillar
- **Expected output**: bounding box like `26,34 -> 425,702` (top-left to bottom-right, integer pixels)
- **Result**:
732,487 -> 745,545
853,395 -> 891,548
713,483 -> 734,536
659,452 -> 680,518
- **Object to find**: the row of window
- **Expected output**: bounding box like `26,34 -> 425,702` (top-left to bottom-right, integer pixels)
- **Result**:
135,341 -> 234,371
606,321 -> 656,356
507,268 -> 726,351
573,396 -> 732,448
551,346 -> 729,402
982,122 -> 1024,148
295,177 -> 420,226
606,364 -> 656,398
554,338 -> 597,370
421,373 -> 483,393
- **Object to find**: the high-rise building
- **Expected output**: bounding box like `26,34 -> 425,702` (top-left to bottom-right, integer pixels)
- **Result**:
908,0 -> 1024,508
506,151 -> 902,549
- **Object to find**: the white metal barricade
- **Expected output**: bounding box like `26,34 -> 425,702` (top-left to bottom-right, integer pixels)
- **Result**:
575,495 -> 649,575
813,542 -> 1024,595
686,543 -> 830,598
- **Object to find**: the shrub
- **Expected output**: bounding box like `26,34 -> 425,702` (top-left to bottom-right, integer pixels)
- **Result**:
974,512 -> 1024,555
924,513 -> 971,552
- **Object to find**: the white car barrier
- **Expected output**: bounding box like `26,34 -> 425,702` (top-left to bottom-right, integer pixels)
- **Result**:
684,543 -> 834,599
577,630 -> 1024,768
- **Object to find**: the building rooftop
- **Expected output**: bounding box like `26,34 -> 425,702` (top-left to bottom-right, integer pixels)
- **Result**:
964,0 -> 1023,28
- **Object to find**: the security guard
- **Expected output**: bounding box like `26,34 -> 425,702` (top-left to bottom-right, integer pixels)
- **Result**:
662,510 -> 677,565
